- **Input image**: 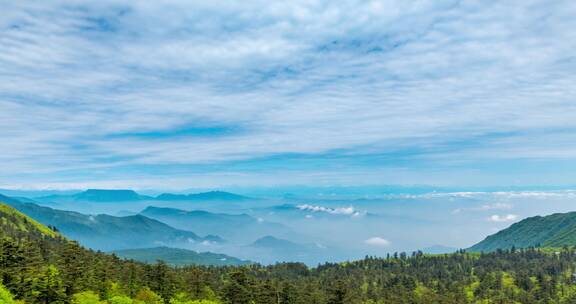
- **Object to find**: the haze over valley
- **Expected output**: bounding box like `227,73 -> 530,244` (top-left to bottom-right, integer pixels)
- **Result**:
3,187 -> 576,265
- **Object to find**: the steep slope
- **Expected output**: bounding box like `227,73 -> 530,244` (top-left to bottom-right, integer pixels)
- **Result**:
0,200 -> 60,240
1,194 -> 223,251
112,246 -> 252,266
469,211 -> 576,252
0,200 -> 171,303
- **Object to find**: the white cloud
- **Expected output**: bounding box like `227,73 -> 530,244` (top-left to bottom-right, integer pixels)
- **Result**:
488,214 -> 518,222
364,237 -> 391,247
296,204 -> 364,217
1,1 -> 576,188
478,203 -> 513,210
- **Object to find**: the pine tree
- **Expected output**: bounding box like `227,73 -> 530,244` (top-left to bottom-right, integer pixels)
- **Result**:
32,264 -> 66,304
327,280 -> 348,304
222,270 -> 252,304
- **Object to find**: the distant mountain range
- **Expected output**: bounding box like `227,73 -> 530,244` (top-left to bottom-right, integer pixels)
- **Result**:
469,212 -> 576,252
36,189 -> 253,202
112,247 -> 252,266
156,191 -> 251,201
0,194 -> 223,251
140,206 -> 293,242
39,189 -> 150,202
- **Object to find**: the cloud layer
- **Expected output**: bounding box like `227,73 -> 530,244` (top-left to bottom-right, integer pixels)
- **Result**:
1,1 -> 576,188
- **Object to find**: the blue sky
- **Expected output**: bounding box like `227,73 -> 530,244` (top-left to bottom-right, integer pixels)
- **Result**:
1,0 -> 576,190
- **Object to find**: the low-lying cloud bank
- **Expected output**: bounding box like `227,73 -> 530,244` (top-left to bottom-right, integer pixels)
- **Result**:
296,204 -> 364,217
487,214 -> 518,222
364,237 -> 391,247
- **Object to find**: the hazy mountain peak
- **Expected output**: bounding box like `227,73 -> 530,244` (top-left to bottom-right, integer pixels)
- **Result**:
76,189 -> 145,202
156,190 -> 251,201
141,206 -> 187,215
252,236 -> 297,248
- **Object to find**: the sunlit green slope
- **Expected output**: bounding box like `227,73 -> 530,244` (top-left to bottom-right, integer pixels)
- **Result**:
470,211 -> 576,252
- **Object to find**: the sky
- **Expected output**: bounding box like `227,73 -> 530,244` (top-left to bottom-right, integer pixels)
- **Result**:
1,0 -> 576,191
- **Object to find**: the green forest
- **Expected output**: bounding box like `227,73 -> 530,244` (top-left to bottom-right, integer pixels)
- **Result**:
4,202 -> 576,304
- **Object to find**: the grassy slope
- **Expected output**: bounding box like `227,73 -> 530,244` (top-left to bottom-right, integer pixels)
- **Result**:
0,202 -> 58,238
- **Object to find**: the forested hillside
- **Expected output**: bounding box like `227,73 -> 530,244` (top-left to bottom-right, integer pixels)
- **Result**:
470,212 -> 576,252
0,194 -> 223,251
4,200 -> 576,303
